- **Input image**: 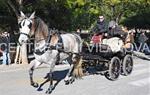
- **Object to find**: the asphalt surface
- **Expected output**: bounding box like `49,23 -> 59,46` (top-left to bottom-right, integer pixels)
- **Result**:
0,57 -> 150,95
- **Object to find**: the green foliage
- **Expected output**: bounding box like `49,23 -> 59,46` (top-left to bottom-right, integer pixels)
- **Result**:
122,12 -> 150,29
0,0 -> 150,33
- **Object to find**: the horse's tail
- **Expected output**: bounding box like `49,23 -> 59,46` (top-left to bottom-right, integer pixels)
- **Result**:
72,56 -> 84,78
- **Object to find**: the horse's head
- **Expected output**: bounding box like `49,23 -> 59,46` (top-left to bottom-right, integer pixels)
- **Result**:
18,11 -> 35,45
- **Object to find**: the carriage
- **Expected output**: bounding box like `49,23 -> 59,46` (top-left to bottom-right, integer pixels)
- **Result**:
17,12 -> 134,93
80,33 -> 133,81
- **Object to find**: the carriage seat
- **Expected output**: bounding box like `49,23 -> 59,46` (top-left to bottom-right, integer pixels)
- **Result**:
102,37 -> 124,53
91,35 -> 103,44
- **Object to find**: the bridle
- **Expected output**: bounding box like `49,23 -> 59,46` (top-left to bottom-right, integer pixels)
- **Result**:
18,18 -> 58,55
18,18 -> 33,39
19,32 -> 30,38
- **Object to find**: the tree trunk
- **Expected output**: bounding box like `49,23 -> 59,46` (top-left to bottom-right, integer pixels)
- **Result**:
7,0 -> 19,17
116,12 -> 124,24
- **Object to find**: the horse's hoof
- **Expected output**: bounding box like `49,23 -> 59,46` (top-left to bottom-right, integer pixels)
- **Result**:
64,80 -> 69,85
44,73 -> 49,79
31,82 -> 39,88
37,87 -> 43,91
45,88 -> 52,94
70,78 -> 75,84
64,78 -> 75,85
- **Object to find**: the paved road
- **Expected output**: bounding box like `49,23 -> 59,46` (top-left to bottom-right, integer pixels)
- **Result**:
0,57 -> 150,95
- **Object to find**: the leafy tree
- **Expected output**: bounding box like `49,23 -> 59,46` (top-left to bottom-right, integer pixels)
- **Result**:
0,0 -> 150,32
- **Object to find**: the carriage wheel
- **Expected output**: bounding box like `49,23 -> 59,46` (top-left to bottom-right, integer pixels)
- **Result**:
105,57 -> 121,81
121,54 -> 133,76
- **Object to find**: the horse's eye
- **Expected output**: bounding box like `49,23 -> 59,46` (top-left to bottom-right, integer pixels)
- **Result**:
19,23 -> 22,28
28,23 -> 32,28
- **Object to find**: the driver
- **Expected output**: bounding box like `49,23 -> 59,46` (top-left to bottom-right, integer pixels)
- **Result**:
92,15 -> 108,35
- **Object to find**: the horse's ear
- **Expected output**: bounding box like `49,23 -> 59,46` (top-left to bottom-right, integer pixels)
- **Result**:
17,11 -> 26,22
29,11 -> 35,19
20,11 -> 26,18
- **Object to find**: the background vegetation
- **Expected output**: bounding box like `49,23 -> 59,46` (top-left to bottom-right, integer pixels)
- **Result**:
0,0 -> 150,33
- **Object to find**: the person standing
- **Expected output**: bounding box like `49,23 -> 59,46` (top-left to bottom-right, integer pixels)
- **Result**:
76,27 -> 81,35
1,32 -> 11,65
138,31 -> 148,52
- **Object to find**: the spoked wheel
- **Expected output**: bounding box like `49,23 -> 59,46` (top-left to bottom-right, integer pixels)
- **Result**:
105,57 -> 121,81
121,54 -> 133,76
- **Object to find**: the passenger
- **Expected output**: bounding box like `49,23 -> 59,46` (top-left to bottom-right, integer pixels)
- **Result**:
138,31 -> 148,52
107,20 -> 128,42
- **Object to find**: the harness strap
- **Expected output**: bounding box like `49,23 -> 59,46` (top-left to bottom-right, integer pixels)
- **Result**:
20,32 -> 30,38
45,30 -> 52,48
34,29 -> 62,55
34,31 -> 52,55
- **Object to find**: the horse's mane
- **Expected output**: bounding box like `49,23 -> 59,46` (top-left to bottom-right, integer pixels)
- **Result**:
33,17 -> 68,39
34,17 -> 49,39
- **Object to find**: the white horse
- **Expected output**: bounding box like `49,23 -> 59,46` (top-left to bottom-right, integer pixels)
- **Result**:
18,11 -> 83,94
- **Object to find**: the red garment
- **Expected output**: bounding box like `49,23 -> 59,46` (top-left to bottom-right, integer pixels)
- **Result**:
91,35 -> 103,44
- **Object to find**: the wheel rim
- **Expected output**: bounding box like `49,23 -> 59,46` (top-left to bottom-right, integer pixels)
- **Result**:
124,56 -> 133,74
111,58 -> 120,79
104,57 -> 121,80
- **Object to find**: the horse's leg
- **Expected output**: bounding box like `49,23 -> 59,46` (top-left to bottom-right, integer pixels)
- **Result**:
29,59 -> 41,88
37,76 -> 49,91
65,54 -> 83,84
46,62 -> 55,94
64,64 -> 75,85
45,72 -> 53,94
64,54 -> 77,85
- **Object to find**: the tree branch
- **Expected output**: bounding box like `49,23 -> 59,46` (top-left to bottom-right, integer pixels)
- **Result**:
7,0 -> 19,17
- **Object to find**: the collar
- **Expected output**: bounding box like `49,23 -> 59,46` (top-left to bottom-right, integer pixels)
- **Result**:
34,32 -> 64,55
34,30 -> 52,55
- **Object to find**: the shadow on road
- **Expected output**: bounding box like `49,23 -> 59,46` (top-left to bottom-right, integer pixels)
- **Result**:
36,70 -> 69,92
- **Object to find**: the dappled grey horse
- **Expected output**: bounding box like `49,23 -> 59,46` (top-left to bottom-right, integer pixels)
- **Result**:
18,11 -> 83,94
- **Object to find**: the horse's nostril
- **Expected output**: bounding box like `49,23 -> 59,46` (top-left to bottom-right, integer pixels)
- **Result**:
20,40 -> 25,43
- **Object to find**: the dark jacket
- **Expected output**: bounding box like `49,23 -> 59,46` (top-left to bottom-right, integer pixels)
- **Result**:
92,20 -> 108,34
138,33 -> 148,43
108,26 -> 128,41
0,36 -> 10,52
